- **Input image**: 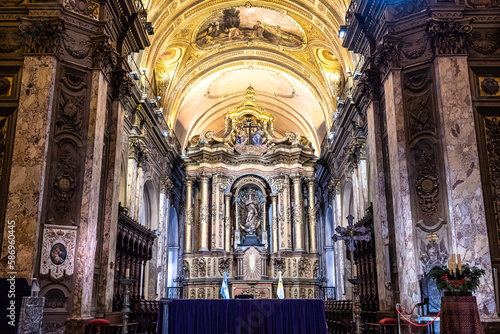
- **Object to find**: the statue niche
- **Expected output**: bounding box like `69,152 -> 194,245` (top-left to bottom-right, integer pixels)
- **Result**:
238,187 -> 264,245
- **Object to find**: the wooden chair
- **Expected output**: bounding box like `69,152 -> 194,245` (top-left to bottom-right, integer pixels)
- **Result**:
417,271 -> 441,334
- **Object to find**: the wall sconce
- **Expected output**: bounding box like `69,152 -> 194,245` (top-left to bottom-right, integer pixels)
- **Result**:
130,71 -> 140,80
338,25 -> 348,38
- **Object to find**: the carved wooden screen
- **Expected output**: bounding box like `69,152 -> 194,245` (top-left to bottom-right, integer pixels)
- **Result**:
351,206 -> 379,324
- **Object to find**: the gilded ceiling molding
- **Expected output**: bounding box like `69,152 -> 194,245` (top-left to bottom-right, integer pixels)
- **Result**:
183,93 -> 321,152
143,0 -> 350,72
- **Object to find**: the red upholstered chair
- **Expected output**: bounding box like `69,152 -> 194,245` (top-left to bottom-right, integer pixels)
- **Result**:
88,319 -> 110,334
379,318 -> 398,334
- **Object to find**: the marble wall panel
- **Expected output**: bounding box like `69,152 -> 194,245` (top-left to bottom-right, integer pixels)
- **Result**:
1,56 -> 57,278
434,56 -> 499,320
384,70 -> 421,307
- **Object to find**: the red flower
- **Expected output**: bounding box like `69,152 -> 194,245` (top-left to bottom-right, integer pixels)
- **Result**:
441,274 -> 448,280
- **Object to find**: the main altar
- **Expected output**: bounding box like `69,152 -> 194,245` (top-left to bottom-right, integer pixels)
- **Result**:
181,86 -> 320,299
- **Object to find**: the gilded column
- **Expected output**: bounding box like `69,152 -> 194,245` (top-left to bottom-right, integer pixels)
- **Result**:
306,178 -> 318,253
184,177 -> 195,253
199,172 -> 211,251
224,192 -> 232,252
271,193 -> 279,253
291,174 -> 305,251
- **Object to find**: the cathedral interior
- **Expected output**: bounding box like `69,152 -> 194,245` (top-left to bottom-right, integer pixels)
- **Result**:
1,0 -> 500,333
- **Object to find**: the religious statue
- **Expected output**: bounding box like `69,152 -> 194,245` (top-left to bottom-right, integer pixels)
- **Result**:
252,128 -> 264,146
244,199 -> 258,234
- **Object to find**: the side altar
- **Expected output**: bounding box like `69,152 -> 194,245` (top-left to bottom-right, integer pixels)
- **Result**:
180,86 -> 320,299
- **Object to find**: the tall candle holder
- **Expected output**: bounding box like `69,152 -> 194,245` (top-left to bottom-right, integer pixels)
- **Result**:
332,214 -> 371,334
120,274 -> 136,334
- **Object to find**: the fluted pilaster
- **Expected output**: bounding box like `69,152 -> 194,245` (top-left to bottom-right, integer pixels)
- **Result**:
199,172 -> 211,251
184,177 -> 195,253
291,174 -> 305,251
306,177 -> 318,253
224,193 -> 232,252
271,193 -> 279,253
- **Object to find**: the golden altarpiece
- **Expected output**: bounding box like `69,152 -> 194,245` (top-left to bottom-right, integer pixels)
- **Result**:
181,86 -> 320,299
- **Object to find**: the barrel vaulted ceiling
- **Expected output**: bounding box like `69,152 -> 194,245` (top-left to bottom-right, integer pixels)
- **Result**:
139,0 -> 354,153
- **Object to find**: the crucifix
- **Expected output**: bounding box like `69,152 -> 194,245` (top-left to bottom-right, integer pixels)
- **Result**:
426,232 -> 439,247
332,214 -> 371,334
242,117 -> 259,140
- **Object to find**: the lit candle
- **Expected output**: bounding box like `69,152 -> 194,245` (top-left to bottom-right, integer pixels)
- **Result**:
353,265 -> 358,278
452,254 -> 457,274
126,268 -> 130,278
457,254 -> 462,272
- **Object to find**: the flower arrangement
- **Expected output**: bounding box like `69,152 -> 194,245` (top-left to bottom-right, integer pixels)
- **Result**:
429,265 -> 485,294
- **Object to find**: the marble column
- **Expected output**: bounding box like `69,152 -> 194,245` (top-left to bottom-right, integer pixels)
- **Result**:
98,98 -> 126,314
224,193 -> 232,252
127,156 -> 138,217
71,68 -> 108,320
262,196 -> 268,245
434,56 -> 498,319
134,164 -> 144,222
291,174 -> 305,251
306,178 -> 318,253
212,173 -> 226,250
332,180 -> 345,299
384,70 -> 420,307
199,172 -> 211,251
366,100 -> 393,311
184,177 -> 195,253
271,193 -> 279,253
1,56 -> 57,278
158,178 -> 173,298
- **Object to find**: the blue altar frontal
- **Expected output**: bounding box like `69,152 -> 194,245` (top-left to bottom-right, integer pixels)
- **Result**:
157,299 -> 328,334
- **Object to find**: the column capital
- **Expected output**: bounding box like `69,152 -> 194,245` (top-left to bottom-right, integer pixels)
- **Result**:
224,192 -> 233,199
185,175 -> 197,184
161,178 -> 174,195
304,177 -> 317,185
428,18 -> 472,55
270,192 -> 279,199
290,173 -> 302,183
199,171 -> 212,181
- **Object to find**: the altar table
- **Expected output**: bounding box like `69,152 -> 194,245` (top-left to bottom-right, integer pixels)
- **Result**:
440,296 -> 484,334
157,299 -> 328,334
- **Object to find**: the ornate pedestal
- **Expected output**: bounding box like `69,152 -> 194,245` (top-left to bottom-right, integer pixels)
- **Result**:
440,296 -> 484,334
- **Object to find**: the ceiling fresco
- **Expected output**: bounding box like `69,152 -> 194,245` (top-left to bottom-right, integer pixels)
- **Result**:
140,0 -> 354,153
195,7 -> 305,48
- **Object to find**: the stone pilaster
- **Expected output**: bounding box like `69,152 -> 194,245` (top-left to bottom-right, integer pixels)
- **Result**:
224,193 -> 232,252
366,100 -> 393,311
97,97 -> 126,314
127,153 -> 138,217
1,55 -> 57,278
291,174 -> 305,251
306,178 -> 318,253
384,70 -> 420,307
271,193 -> 279,253
199,172 -> 211,251
434,55 -> 498,319
158,177 -> 174,298
184,177 -> 195,253
71,67 -> 108,321
134,164 -> 144,222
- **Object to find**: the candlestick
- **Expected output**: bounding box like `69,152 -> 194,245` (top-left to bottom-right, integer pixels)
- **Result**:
353,264 -> 358,278
126,268 -> 130,278
457,254 -> 462,272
